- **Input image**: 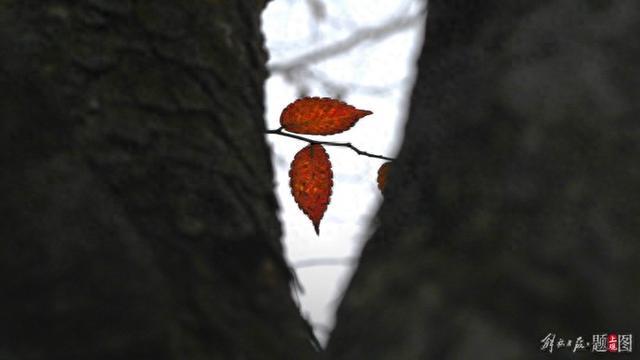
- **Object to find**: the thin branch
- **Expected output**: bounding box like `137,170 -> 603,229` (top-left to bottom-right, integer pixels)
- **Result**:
292,257 -> 357,269
303,68 -> 405,96
309,322 -> 333,334
265,128 -> 395,161
268,9 -> 427,73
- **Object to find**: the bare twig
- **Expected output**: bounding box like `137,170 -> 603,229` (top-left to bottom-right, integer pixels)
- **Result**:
309,322 -> 333,334
292,257 -> 357,269
265,128 -> 395,161
268,9 -> 426,73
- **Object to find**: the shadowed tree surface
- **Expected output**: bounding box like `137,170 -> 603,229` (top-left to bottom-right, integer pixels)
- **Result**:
3,0 -> 639,359
0,1 -> 318,359
328,0 -> 639,359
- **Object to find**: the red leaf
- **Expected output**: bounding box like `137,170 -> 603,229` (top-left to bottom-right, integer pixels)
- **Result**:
377,162 -> 391,192
280,97 -> 373,135
289,144 -> 333,235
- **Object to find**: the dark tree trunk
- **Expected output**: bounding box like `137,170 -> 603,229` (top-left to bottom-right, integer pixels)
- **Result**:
328,1 -> 640,359
0,1 -> 317,359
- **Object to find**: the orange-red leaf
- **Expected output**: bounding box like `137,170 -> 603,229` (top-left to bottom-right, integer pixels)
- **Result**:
289,144 -> 333,235
280,97 -> 373,135
377,162 -> 391,191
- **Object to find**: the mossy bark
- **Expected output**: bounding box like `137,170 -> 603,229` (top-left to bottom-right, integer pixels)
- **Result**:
0,1 -> 318,359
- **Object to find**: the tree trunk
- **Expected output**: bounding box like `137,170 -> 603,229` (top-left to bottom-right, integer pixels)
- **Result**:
0,1 -> 318,359
328,1 -> 640,359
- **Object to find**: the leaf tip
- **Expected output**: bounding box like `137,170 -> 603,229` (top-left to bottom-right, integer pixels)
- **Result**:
313,222 -> 320,235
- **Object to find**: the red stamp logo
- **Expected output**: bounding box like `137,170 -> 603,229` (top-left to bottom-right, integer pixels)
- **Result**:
608,334 -> 618,352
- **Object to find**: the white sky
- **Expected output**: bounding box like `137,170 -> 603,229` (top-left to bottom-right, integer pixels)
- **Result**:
262,0 -> 425,345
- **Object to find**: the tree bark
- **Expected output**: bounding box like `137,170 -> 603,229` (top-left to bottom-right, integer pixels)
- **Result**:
0,1 -> 318,359
328,1 -> 640,359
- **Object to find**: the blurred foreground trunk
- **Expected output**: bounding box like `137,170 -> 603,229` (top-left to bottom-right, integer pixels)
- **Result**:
328,1 -> 640,359
0,1 -> 318,359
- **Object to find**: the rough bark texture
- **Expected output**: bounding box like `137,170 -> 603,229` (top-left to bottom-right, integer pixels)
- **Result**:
328,1 -> 639,359
0,1 -> 318,359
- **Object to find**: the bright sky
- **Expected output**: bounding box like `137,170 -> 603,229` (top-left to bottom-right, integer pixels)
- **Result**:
262,0 -> 426,345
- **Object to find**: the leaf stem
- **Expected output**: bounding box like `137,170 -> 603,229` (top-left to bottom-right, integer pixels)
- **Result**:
265,128 -> 395,161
